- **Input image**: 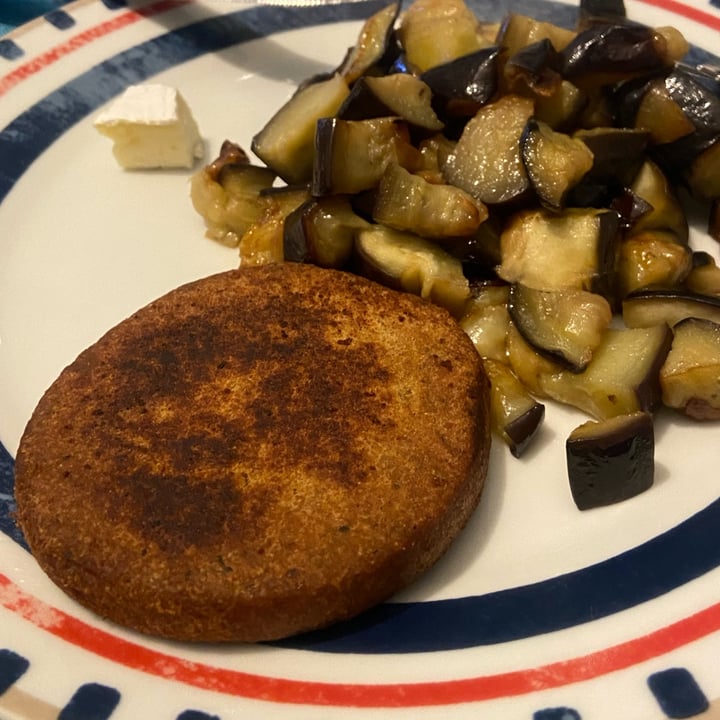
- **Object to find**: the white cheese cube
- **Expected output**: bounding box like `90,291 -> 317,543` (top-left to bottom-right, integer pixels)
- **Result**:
94,84 -> 204,169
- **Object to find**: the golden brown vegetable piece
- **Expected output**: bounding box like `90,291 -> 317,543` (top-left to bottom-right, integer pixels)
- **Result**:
660,317 -> 720,420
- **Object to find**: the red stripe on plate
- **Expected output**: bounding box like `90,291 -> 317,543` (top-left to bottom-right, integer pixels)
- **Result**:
0,0 -> 191,99
2,571 -> 720,707
635,0 -> 720,30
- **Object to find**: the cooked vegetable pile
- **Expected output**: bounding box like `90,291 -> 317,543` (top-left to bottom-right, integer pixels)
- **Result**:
191,0 -> 720,509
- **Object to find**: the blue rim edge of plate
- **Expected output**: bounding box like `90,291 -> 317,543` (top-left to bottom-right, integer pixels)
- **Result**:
0,0 -> 719,656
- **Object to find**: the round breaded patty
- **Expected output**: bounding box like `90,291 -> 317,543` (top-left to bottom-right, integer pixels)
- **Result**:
15,263 -> 490,642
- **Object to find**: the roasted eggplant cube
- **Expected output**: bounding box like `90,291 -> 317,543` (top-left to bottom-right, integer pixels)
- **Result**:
460,283 -> 511,361
336,2 -> 400,84
283,196 -> 367,268
541,324 -> 673,419
354,225 -> 470,315
420,47 -> 500,120
190,144 -> 277,248
569,127 -> 649,207
312,117 -> 418,196
521,119 -> 594,211
660,317 -> 720,420
615,230 -> 692,299
372,163 -> 488,239
251,74 -> 350,185
497,207 -> 619,295
484,359 -> 545,457
622,287 -> 720,328
496,13 -> 576,58
337,74 -> 444,132
686,251 -> 720,295
578,0 -> 627,29
508,283 -> 612,372
561,24 -> 686,87
503,39 -> 564,98
442,94 -> 535,205
397,0 -> 487,73
566,412 -> 654,510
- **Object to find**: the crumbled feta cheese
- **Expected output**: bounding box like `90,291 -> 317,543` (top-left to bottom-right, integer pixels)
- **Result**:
94,84 -> 204,169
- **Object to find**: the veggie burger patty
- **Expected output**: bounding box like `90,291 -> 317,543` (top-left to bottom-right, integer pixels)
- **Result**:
15,263 -> 491,642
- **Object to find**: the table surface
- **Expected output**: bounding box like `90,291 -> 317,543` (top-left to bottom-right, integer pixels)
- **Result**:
0,0 -> 71,36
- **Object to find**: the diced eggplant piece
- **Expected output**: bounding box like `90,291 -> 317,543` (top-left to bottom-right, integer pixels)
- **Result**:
283,196 -> 368,269
312,117 -> 419,196
506,322 -> 564,397
568,127 -> 649,207
534,80 -> 587,131
354,225 -> 470,315
397,0 -> 485,72
337,74 -> 444,132
623,287 -> 720,328
520,119 -> 594,211
660,317 -> 720,420
685,138 -> 720,202
628,159 -> 688,243
459,283 -> 510,361
416,134 -> 457,183
578,0 -> 627,29
497,207 -> 619,295
442,94 -> 535,205
561,24 -> 687,87
566,412 -> 654,510
686,251 -> 720,295
484,359 -> 546,457
337,3 -> 401,84
445,215 -> 504,278
508,284 -> 612,372
615,230 -> 693,298
540,324 -> 673,419
239,187 -> 311,266
664,67 -> 720,140
372,163 -> 488,239
633,77 -> 696,144
496,13 -> 576,57
503,39 -> 564,97
190,141 -> 277,248
420,47 -> 500,120
251,74 -> 350,185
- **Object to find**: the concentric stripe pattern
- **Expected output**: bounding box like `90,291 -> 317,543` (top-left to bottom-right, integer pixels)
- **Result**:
1,0 -> 720,717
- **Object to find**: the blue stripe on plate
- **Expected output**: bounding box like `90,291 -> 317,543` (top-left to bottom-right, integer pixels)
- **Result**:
2,0 -> 720,656
176,711 -> 221,720
0,2 -> 388,206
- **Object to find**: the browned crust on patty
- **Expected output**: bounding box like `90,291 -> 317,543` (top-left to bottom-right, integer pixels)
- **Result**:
15,263 -> 490,642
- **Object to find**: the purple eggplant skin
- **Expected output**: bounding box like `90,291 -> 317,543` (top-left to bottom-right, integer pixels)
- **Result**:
664,67 -> 720,138
420,47 -> 500,120
505,403 -> 546,458
336,78 -> 400,122
504,39 -> 564,97
566,411 -> 654,510
561,24 -> 674,82
578,0 -> 627,29
622,287 -> 720,328
569,127 -> 649,207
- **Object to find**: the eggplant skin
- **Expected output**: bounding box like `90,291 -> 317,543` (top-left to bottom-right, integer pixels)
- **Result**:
566,411 -> 654,510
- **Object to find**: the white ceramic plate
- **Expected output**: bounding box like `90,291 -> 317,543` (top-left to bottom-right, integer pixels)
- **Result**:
1,0 -> 720,718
